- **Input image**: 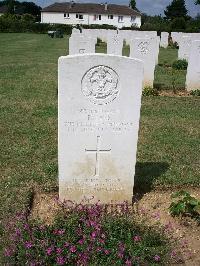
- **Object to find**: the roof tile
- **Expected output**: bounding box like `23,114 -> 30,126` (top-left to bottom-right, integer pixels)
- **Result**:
42,2 -> 141,16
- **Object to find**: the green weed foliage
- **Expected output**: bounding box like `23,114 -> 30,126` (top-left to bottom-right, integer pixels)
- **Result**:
172,59 -> 188,70
169,191 -> 200,223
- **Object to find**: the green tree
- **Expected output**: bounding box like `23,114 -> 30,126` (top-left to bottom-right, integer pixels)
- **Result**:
195,0 -> 200,4
130,0 -> 136,9
6,0 -> 15,14
164,0 -> 188,20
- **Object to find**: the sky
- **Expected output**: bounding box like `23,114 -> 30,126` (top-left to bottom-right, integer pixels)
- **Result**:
14,0 -> 200,17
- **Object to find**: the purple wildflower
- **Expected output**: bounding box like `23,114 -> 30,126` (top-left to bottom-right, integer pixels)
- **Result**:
25,241 -> 33,249
164,222 -> 174,232
118,252 -> 124,259
104,249 -> 110,255
170,250 -> 177,258
57,229 -> 65,235
96,247 -> 102,252
133,235 -> 142,242
64,242 -> 70,248
78,238 -> 84,245
91,231 -> 97,239
4,248 -> 13,257
23,223 -> 30,230
154,255 -> 161,262
99,239 -> 105,244
46,247 -> 53,256
56,247 -> 62,254
125,259 -> 132,266
15,228 -> 21,236
70,245 -> 77,253
56,256 -> 65,265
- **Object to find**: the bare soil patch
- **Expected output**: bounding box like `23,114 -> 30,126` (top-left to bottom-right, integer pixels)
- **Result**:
136,188 -> 200,266
31,188 -> 200,265
158,90 -> 191,97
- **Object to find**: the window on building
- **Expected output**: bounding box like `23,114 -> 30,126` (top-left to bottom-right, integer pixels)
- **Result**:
76,14 -> 83,20
64,13 -> 69,18
94,15 -> 97,20
98,15 -> 101,20
118,16 -> 124,22
131,16 -> 136,22
108,15 -> 113,19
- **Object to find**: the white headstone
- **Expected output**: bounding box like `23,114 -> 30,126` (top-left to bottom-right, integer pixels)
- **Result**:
72,28 -> 81,35
58,54 -> 143,203
155,36 -> 160,64
186,40 -> 200,91
107,34 -> 123,55
160,32 -> 169,48
171,32 -> 182,45
130,37 -> 156,87
178,36 -> 192,61
69,35 -> 96,55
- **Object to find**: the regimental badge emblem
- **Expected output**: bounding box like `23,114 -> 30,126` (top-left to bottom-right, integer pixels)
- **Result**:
138,41 -> 149,55
81,65 -> 119,105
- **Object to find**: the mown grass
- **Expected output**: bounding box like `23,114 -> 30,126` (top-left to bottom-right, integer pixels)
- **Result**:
0,33 -> 200,258
154,47 -> 186,90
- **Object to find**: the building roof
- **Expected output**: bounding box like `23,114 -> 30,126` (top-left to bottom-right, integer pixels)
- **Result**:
42,2 -> 141,16
0,5 -> 8,14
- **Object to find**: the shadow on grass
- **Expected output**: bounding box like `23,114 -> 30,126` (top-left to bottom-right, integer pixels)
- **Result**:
133,162 -> 170,202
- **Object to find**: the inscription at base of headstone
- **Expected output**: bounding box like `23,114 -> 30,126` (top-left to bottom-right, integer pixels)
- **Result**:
58,54 -> 143,203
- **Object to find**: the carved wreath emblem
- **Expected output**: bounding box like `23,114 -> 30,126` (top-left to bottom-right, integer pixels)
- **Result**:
81,65 -> 119,105
138,41 -> 149,55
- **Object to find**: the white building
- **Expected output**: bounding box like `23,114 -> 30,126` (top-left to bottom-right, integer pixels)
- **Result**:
41,2 -> 141,28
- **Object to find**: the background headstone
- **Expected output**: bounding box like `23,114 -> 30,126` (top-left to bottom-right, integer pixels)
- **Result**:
178,36 -> 192,61
186,40 -> 200,91
69,35 -> 96,55
107,34 -> 123,55
160,32 -> 169,48
130,37 -> 156,87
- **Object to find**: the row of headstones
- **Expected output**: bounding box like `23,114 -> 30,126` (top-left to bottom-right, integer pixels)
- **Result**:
70,29 -> 200,91
171,32 -> 200,91
69,28 -> 160,88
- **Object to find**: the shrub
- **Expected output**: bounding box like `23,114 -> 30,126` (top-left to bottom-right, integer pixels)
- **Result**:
96,37 -> 102,46
82,24 -> 117,30
172,59 -> 188,70
168,41 -> 179,49
142,87 -> 159,96
169,191 -> 200,221
170,17 -> 186,32
3,201 -> 171,265
190,89 -> 200,96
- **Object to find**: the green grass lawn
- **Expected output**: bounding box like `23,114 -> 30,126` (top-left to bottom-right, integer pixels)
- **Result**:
0,34 -> 200,252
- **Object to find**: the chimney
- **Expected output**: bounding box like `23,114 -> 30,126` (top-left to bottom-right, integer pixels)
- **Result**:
69,1 -> 75,8
105,2 -> 108,11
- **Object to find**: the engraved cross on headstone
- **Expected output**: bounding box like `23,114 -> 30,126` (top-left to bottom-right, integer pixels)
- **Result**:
85,136 -> 111,177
